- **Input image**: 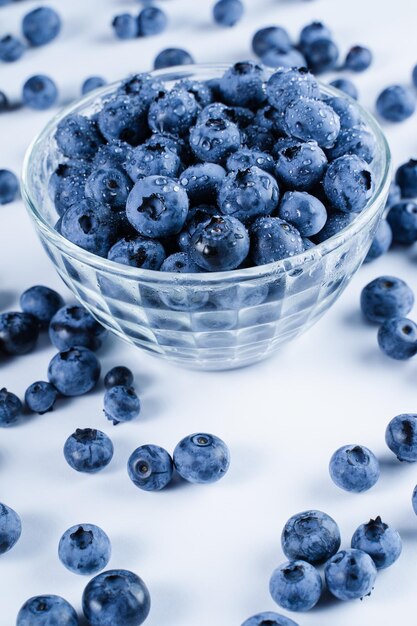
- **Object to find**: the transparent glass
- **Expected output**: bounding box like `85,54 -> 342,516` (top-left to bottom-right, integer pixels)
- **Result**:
21,65 -> 391,370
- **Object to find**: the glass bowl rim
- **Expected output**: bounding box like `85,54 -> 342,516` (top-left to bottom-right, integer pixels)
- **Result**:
21,63 -> 392,285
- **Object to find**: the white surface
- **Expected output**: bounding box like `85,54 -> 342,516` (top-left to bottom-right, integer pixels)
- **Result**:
1,0 -> 417,624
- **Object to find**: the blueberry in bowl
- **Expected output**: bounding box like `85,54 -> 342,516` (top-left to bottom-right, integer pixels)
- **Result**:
21,64 -> 391,370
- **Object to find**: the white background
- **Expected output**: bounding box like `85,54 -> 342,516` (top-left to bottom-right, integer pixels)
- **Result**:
1,0 -> 417,625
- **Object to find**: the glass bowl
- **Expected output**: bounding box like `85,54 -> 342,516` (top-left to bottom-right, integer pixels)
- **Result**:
21,65 -> 391,370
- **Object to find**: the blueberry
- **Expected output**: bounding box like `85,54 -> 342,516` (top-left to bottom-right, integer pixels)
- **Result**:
125,141 -> 181,181
325,549 -> 377,601
82,569 -> 151,626
329,445 -> 380,492
281,510 -> 341,565
364,220 -> 392,262
241,612 -> 298,626
386,181 -> 402,208
387,201 -> 417,244
323,155 -> 372,213
64,428 -> 114,473
0,502 -> 21,556
0,169 -> 19,204
118,73 -> 164,105
179,163 -> 226,204
190,117 -> 241,164
108,236 -> 166,270
0,35 -> 25,62
0,388 -> 23,427
386,414 -> 417,462
344,46 -> 373,72
178,204 -> 218,250
213,0 -> 244,26
378,317 -> 417,360
85,167 -> 132,210
104,366 -> 134,390
226,148 -> 275,175
251,217 -> 304,265
55,114 -> 103,160
17,595 -> 78,626
161,252 -> 201,273
278,191 -> 327,237
325,96 -> 363,130
261,48 -> 306,70
269,560 -> 322,612
49,305 -> 107,351
219,61 -> 266,108
22,7 -> 61,47
360,276 -> 414,323
173,433 -> 230,484
0,90 -> 8,111
218,166 -> 280,224
329,78 -> 358,100
104,385 -> 140,425
299,22 -> 332,51
20,285 -> 64,328
351,517 -> 402,570
0,311 -> 39,355
252,26 -> 292,57
284,98 -> 340,149
303,38 -> 339,74
126,175 -> 189,238
326,124 -> 376,164
54,172 -> 88,216
22,75 -> 58,110
98,95 -> 148,146
154,47 -> 194,70
59,524 -> 111,575
275,141 -> 327,191
376,85 -> 416,122
112,14 -> 139,40
189,215 -> 249,271
395,159 -> 417,198
61,199 -> 119,257
48,347 -> 101,397
137,7 -> 168,36
25,381 -> 57,414
176,79 -> 214,108
413,65 -> 417,89
82,76 -> 107,95
128,445 -> 173,491
93,140 -> 132,171
148,88 -> 199,136
198,102 -> 254,129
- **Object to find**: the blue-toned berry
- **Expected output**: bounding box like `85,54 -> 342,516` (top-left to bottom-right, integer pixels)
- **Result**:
241,612 -> 298,626
269,560 -> 322,612
278,191 -> 327,237
299,21 -> 332,51
178,204 -> 218,250
364,220 -> 392,262
326,124 -> 376,164
198,102 -> 254,129
323,154 -> 372,213
126,175 -> 189,238
226,148 -> 274,175
104,385 -> 140,425
284,98 -> 340,149
360,276 -> 414,323
64,428 -> 114,473
251,217 -> 304,265
376,85 -> 416,122
329,78 -> 358,100
345,46 -> 373,72
138,6 -> 167,36
55,114 -> 103,160
303,38 -> 339,74
85,167 -> 132,211
377,317 -> 417,360
161,252 -> 201,273
261,48 -> 306,69
0,90 -> 8,111
176,79 -> 213,108
49,305 -> 107,352
386,414 -> 417,462
387,201 -> 417,244
104,366 -> 133,390
108,236 -> 166,270
128,445 -> 173,491
17,595 -> 78,626
117,73 -> 164,105
325,549 -> 377,601
275,140 -> 327,191
173,433 -> 230,484
395,159 -> 417,198
0,35 -> 25,62
282,510 -> 340,565
189,215 -> 249,271
351,517 -> 402,570
179,163 -> 226,204
213,0 -> 244,27
20,285 -> 64,328
325,95 -> 362,130
125,141 -> 181,182
25,381 -> 57,415
61,199 -> 119,257
112,14 -> 139,40
190,117 -> 241,164
48,347 -> 101,397
329,445 -> 380,493
154,47 -> 194,70
0,169 -> 19,204
98,95 -> 148,146
22,7 -> 61,47
82,569 -> 151,626
93,140 -> 132,171
0,502 -> 21,554
218,166 -> 279,224
148,88 -> 199,136
0,311 -> 39,355
219,61 -> 266,108
0,388 -> 23,427
22,75 -> 58,110
82,76 -> 106,95
59,524 -> 111,575
312,211 -> 355,243
252,26 -> 292,57
54,172 -> 87,216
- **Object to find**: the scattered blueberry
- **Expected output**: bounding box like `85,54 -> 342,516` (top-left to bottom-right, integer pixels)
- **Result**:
112,14 -> 139,40
0,90 -> 8,111
281,510 -> 341,565
329,445 -> 380,492
378,317 -> 417,360
49,305 -> 107,351
278,191 -> 327,237
64,428 -> 114,473
104,385 -> 140,425
0,311 -> 39,355
154,47 -> 194,70
386,181 -> 402,208
128,445 -> 174,491
22,75 -> 58,110
59,523 -> 111,575
241,612 -> 298,626
364,219 -> 392,262
251,217 -> 303,265
325,549 -> 377,600
25,381 -> 57,415
261,48 -> 306,70
299,22 -> 332,51
104,366 -> 134,390
0,388 -> 23,427
213,0 -> 244,27
351,516 -> 402,570
138,6 -> 168,36
386,414 -> 417,462
360,276 -> 414,323
173,433 -> 230,484
82,76 -> 107,95
252,26 -> 292,58
269,560 -> 322,612
323,155 -> 372,213
303,38 -> 339,74
395,159 -> 417,198
189,215 -> 249,271
344,46 -> 373,72
22,7 -> 61,47
387,201 -> 417,245
20,285 -> 64,327
16,595 -> 78,626
329,78 -> 358,100
48,347 -> 101,397
0,169 -> 19,204
0,502 -> 21,554
376,85 -> 416,122
0,35 -> 25,62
